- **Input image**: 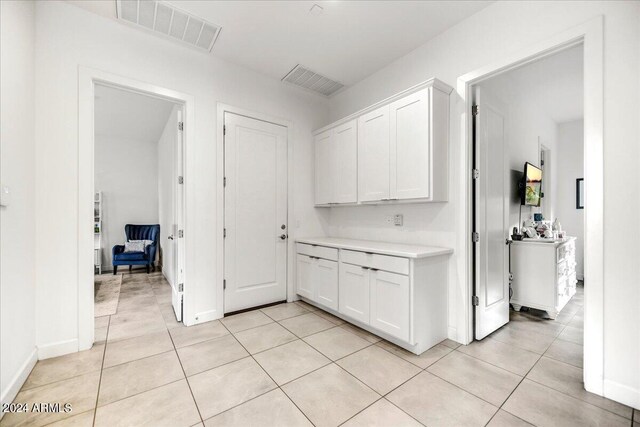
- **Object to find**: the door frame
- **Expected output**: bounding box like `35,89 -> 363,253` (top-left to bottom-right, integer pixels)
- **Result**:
78,66 -> 194,349
216,104 -> 293,316
457,17 -> 603,394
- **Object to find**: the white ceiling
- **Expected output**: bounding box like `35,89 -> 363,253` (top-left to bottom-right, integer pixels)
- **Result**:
94,84 -> 176,141
482,44 -> 584,123
68,1 -> 492,90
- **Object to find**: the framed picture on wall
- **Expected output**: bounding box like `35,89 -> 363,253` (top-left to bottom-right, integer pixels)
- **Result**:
576,178 -> 584,209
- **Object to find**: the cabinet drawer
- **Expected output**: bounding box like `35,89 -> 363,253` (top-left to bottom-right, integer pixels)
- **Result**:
340,249 -> 409,275
296,243 -> 338,261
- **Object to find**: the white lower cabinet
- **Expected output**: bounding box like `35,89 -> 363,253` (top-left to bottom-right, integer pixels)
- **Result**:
315,258 -> 338,310
295,251 -> 338,311
296,254 -> 315,300
369,270 -> 410,342
338,263 -> 370,324
296,240 -> 451,355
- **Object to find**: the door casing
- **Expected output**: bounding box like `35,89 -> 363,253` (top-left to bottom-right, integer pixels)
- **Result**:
457,17 -> 603,395
78,66 -> 194,351
216,104 -> 294,318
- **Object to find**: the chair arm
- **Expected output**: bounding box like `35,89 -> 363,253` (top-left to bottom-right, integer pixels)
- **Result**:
112,245 -> 125,257
145,242 -> 157,259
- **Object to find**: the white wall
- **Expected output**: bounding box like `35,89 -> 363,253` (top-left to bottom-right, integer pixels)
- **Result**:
158,106 -> 180,283
556,120 -> 585,279
34,1 -> 329,356
478,71 -> 560,232
0,0 -> 38,407
326,1 -> 639,407
95,135 -> 160,269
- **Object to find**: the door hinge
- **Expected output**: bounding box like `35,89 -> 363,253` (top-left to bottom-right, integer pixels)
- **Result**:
223,176 -> 227,187
472,232 -> 479,243
472,169 -> 479,179
223,125 -> 226,135
178,229 -> 184,238
223,228 -> 226,238
509,272 -> 514,283
472,105 -> 479,116
178,121 -> 184,131
178,176 -> 184,184
472,295 -> 479,306
223,279 -> 226,290
178,283 -> 184,292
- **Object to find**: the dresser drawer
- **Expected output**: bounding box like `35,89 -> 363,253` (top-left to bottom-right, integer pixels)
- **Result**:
296,243 -> 338,261
340,249 -> 409,275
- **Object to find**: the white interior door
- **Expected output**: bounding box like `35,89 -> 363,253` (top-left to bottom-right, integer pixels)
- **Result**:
170,108 -> 185,322
224,112 -> 288,313
474,87 -> 510,340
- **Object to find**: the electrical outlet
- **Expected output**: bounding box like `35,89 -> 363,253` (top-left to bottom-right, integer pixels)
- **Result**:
394,214 -> 403,226
385,215 -> 394,225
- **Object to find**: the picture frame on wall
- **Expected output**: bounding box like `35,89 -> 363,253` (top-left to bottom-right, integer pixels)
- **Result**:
576,178 -> 584,209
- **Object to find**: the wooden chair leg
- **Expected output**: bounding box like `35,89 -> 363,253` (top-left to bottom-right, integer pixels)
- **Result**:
113,265 -> 118,275
146,265 -> 150,274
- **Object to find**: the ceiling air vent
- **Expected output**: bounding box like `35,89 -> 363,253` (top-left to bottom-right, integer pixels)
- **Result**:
282,65 -> 344,97
116,0 -> 222,52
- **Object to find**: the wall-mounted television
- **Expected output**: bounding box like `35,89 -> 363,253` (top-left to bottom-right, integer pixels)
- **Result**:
521,162 -> 542,207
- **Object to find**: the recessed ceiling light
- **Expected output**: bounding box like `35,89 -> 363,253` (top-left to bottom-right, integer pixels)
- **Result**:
309,4 -> 324,16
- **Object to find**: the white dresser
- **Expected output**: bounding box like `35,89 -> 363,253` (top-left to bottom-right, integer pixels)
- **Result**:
296,237 -> 453,355
510,237 -> 577,319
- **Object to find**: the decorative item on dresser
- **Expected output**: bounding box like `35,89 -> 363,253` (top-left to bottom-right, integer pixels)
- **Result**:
509,237 -> 577,319
295,237 -> 453,355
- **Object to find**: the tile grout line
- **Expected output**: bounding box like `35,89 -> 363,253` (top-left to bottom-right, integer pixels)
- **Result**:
216,319 -> 318,427
483,302 -> 583,426
91,314 -> 111,427
167,322 -> 205,424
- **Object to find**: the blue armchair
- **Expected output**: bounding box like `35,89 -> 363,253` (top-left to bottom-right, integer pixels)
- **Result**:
112,224 -> 160,274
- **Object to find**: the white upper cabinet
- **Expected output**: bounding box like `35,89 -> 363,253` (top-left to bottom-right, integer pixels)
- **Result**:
358,106 -> 391,202
314,78 -> 452,206
333,120 -> 358,204
390,88 -> 430,200
314,120 -> 357,205
314,129 -> 334,205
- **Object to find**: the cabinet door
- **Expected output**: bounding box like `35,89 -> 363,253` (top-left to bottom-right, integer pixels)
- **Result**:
315,259 -> 338,310
389,88 -> 430,200
315,129 -> 334,205
339,263 -> 370,324
333,120 -> 358,203
370,270 -> 410,341
358,105 -> 390,202
296,254 -> 315,300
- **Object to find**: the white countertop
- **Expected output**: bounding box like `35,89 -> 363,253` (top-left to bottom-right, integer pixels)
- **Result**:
296,237 -> 453,259
510,236 -> 576,247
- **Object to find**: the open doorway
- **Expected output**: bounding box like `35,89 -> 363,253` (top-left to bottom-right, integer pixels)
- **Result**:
471,43 -> 586,364
92,83 -> 185,343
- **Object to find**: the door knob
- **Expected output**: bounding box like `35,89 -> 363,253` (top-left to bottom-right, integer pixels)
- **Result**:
168,235 -> 174,240
280,234 -> 287,240
281,224 -> 286,230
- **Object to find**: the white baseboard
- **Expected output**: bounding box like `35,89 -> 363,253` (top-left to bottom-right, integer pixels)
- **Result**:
37,338 -> 78,360
448,326 -> 459,343
1,348 -> 37,408
604,378 -> 640,410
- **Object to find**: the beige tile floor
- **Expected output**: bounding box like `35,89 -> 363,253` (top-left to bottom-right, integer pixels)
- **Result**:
3,278 -> 637,427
